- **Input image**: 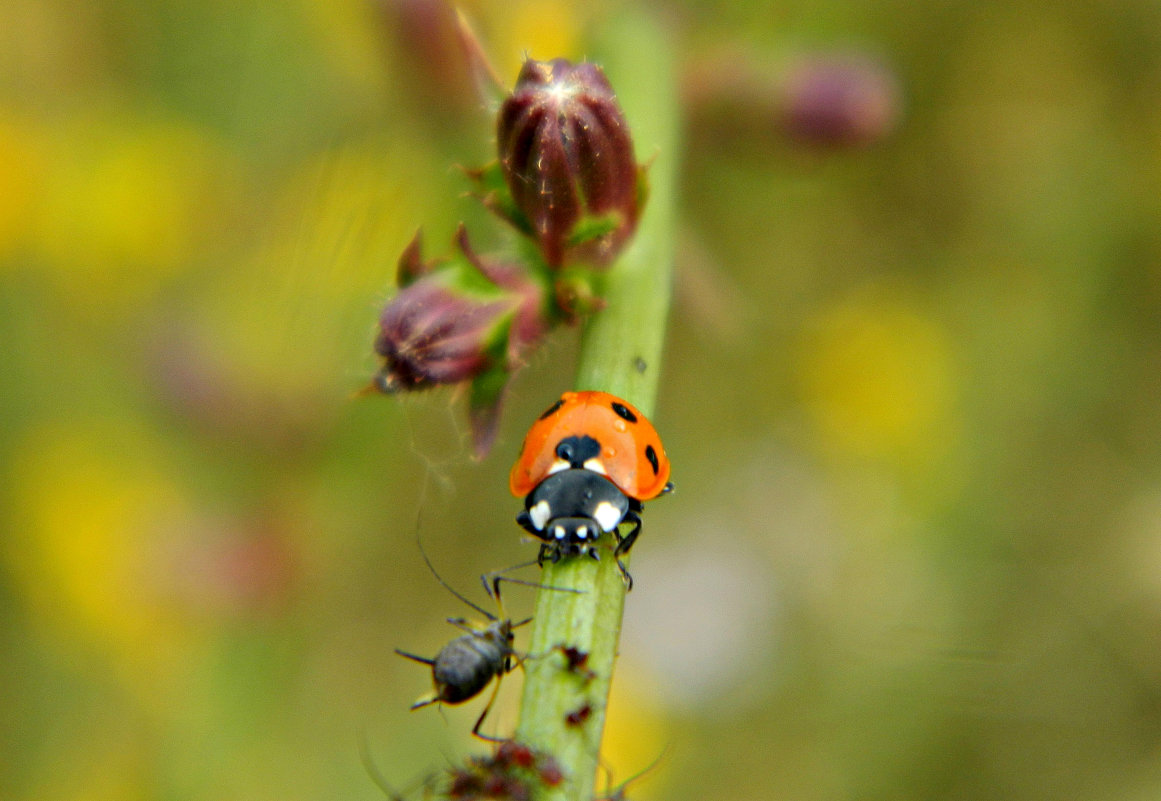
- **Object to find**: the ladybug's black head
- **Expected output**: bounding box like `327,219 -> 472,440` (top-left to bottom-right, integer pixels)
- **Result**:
517,469 -> 630,556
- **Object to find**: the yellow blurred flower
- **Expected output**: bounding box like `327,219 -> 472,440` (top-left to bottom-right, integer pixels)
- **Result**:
470,0 -> 583,80
5,422 -> 204,706
29,113 -> 231,313
796,292 -> 959,463
0,112 -> 44,258
27,736 -> 146,801
198,139 -> 438,404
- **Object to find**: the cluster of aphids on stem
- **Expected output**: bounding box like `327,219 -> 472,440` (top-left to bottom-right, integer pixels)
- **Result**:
365,738 -> 657,801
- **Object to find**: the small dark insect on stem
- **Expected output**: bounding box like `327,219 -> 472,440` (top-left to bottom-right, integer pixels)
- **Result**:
564,702 -> 592,727
396,543 -> 582,741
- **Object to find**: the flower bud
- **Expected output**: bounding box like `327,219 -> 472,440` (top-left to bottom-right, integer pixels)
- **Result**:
497,58 -> 641,268
368,227 -> 551,456
372,272 -> 513,393
779,54 -> 900,147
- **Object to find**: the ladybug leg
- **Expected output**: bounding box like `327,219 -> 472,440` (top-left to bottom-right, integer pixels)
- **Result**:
616,561 -> 634,592
538,542 -> 565,566
517,510 -> 540,536
613,511 -> 642,558
610,511 -> 642,591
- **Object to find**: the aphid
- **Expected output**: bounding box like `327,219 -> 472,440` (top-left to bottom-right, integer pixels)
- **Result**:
396,550 -> 531,740
509,391 -> 673,587
397,548 -> 580,739
448,740 -> 563,801
558,644 -> 596,683
493,740 -> 537,770
564,702 -> 593,727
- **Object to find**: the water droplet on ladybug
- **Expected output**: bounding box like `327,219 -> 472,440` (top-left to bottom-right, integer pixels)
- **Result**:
613,420 -> 627,432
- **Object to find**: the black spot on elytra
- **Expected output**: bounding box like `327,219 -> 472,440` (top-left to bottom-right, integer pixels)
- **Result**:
610,402 -> 637,423
538,398 -> 565,420
645,444 -> 660,475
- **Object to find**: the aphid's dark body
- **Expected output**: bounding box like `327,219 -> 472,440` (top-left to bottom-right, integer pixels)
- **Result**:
396,549 -> 531,739
397,617 -> 516,707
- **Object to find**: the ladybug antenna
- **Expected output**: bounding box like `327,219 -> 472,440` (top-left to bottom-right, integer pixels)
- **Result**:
416,538 -> 496,622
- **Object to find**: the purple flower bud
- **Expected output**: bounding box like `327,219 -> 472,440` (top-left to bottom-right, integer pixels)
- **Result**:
779,54 -> 900,147
372,274 -> 515,392
497,58 -> 641,268
369,227 -> 550,395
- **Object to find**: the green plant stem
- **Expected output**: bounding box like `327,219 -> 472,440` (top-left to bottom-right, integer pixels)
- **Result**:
513,13 -> 678,801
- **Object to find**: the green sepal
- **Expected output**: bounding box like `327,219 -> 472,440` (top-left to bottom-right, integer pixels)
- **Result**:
465,160 -> 534,238
565,212 -> 621,249
553,270 -> 607,321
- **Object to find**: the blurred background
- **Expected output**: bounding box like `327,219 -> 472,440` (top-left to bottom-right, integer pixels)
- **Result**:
4,0 -> 1161,799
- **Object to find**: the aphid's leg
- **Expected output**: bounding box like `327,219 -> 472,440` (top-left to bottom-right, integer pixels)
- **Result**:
407,693 -> 440,710
469,678 -> 507,743
490,574 -> 584,603
480,561 -> 542,602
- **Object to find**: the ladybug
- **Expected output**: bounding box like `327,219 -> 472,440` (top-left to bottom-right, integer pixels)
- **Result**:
510,391 -> 671,586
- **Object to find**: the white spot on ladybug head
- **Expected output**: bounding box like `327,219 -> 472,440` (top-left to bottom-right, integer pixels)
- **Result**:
529,500 -> 552,531
582,458 -> 607,475
593,501 -> 624,532
576,525 -> 589,539
548,459 -> 570,475
553,525 -> 566,540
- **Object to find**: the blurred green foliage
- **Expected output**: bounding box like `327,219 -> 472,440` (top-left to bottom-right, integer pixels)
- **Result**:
3,1 -> 1161,800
